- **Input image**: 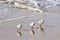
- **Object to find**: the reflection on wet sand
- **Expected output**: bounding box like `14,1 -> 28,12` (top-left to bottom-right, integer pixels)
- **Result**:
0,0 -> 60,40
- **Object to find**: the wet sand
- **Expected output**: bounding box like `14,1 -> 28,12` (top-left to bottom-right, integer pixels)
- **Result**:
0,2 -> 60,40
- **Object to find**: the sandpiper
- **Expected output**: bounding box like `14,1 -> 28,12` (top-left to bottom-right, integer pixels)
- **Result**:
16,24 -> 22,37
30,21 -> 35,36
17,24 -> 22,31
38,24 -> 44,34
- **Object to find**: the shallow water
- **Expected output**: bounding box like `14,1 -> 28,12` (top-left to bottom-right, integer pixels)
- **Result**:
0,2 -> 60,40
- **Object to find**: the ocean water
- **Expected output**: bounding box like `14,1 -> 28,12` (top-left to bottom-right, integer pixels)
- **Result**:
0,1 -> 60,40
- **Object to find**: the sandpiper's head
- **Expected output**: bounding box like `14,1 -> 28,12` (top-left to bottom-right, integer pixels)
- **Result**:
17,24 -> 22,30
30,21 -> 35,27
